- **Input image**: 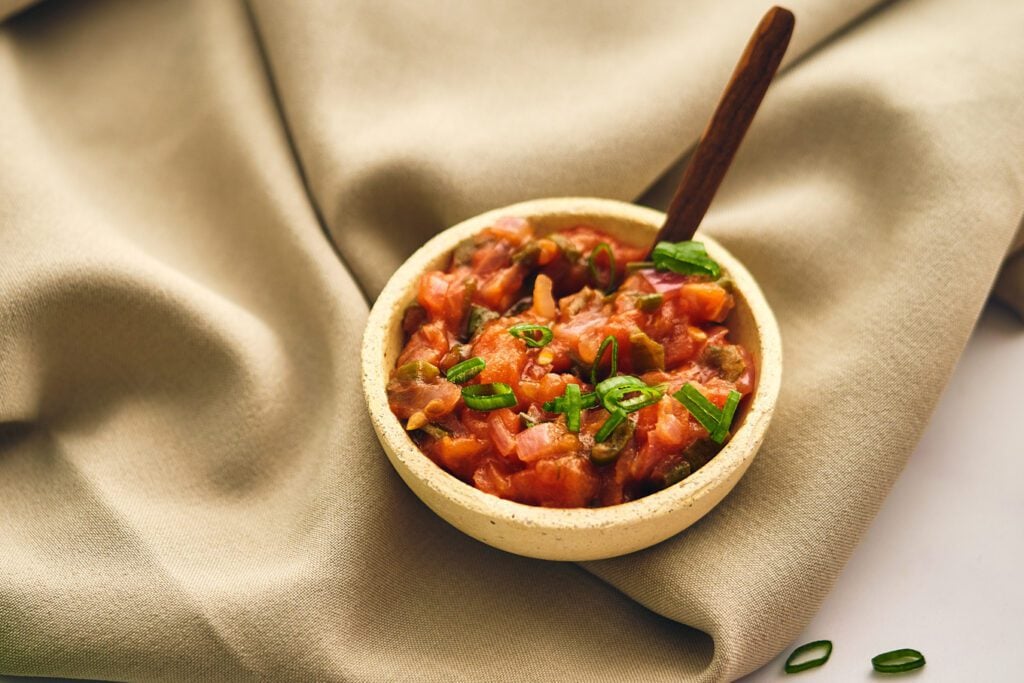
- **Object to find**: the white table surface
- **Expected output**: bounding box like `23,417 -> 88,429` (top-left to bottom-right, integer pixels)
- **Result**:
3,304 -> 1021,683
742,302 -> 1023,682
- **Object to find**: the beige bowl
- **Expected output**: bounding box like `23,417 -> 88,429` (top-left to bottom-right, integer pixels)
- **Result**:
361,197 -> 781,561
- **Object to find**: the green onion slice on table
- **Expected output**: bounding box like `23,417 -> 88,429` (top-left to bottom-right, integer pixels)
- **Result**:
461,383 -> 516,410
588,242 -> 617,291
871,648 -> 925,674
590,334 -> 619,386
445,357 -> 485,384
508,323 -> 553,348
651,240 -> 721,278
784,640 -> 833,674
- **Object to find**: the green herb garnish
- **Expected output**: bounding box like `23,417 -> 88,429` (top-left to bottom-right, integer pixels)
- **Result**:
625,260 -> 655,274
588,242 -> 617,291
445,357 -> 485,384
710,389 -> 741,443
590,335 -> 619,386
871,648 -> 925,674
594,408 -> 627,443
593,375 -> 665,415
563,383 -> 582,433
508,323 -> 553,348
543,391 -> 598,413
651,240 -> 721,278
784,640 -> 833,674
595,375 -> 645,410
591,415 -> 633,463
672,383 -> 742,444
461,383 -> 517,411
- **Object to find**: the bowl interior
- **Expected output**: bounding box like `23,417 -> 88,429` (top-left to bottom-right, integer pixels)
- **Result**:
363,197 -> 780,536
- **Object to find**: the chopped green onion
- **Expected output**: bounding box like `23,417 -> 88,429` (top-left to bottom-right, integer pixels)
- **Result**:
543,392 -> 598,413
871,648 -> 925,674
784,640 -> 833,674
564,383 -> 582,433
590,335 -> 619,386
595,375 -> 663,414
673,383 -> 723,434
519,413 -> 537,429
595,375 -> 646,410
674,384 -> 742,444
588,242 -> 617,291
445,357 -> 486,384
625,260 -> 655,274
603,383 -> 664,413
461,383 -> 517,411
709,390 -> 741,444
508,323 -> 553,348
591,416 -> 634,464
651,240 -> 721,278
595,409 -> 627,443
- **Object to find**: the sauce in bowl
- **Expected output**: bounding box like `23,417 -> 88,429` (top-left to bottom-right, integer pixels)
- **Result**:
387,216 -> 755,508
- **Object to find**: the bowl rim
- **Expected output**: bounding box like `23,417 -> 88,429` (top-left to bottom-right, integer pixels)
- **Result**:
361,197 -> 781,532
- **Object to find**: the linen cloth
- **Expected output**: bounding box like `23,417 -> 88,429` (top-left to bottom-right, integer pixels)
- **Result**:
1,0 -> 1022,681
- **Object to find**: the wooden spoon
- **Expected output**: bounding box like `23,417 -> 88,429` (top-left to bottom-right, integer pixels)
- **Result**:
652,6 -> 795,250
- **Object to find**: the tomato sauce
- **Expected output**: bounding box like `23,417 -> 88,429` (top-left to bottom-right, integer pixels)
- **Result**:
387,217 -> 754,508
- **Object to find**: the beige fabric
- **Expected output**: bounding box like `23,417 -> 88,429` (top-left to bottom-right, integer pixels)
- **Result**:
0,0 -> 1021,681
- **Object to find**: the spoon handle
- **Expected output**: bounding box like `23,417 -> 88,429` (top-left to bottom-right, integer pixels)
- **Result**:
653,6 -> 795,248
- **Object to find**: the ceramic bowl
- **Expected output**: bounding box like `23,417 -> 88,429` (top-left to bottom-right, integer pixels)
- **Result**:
361,197 -> 781,561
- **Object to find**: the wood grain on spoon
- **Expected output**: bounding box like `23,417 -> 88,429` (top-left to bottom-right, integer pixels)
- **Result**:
653,6 -> 795,249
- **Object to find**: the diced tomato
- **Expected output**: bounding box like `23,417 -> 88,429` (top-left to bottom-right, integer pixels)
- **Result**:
473,460 -> 516,498
396,320 -> 451,367
536,373 -> 570,404
433,436 -> 489,478
473,322 -> 528,389
557,226 -> 648,277
652,397 -> 688,448
678,282 -> 733,322
460,408 -> 493,441
511,454 -> 599,508
477,265 -> 525,312
482,216 -> 532,246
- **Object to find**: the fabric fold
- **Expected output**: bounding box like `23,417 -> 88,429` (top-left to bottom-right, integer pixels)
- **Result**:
1,0 -> 1022,681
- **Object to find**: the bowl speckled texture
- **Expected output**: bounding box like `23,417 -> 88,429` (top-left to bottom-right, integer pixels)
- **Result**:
361,198 -> 781,561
